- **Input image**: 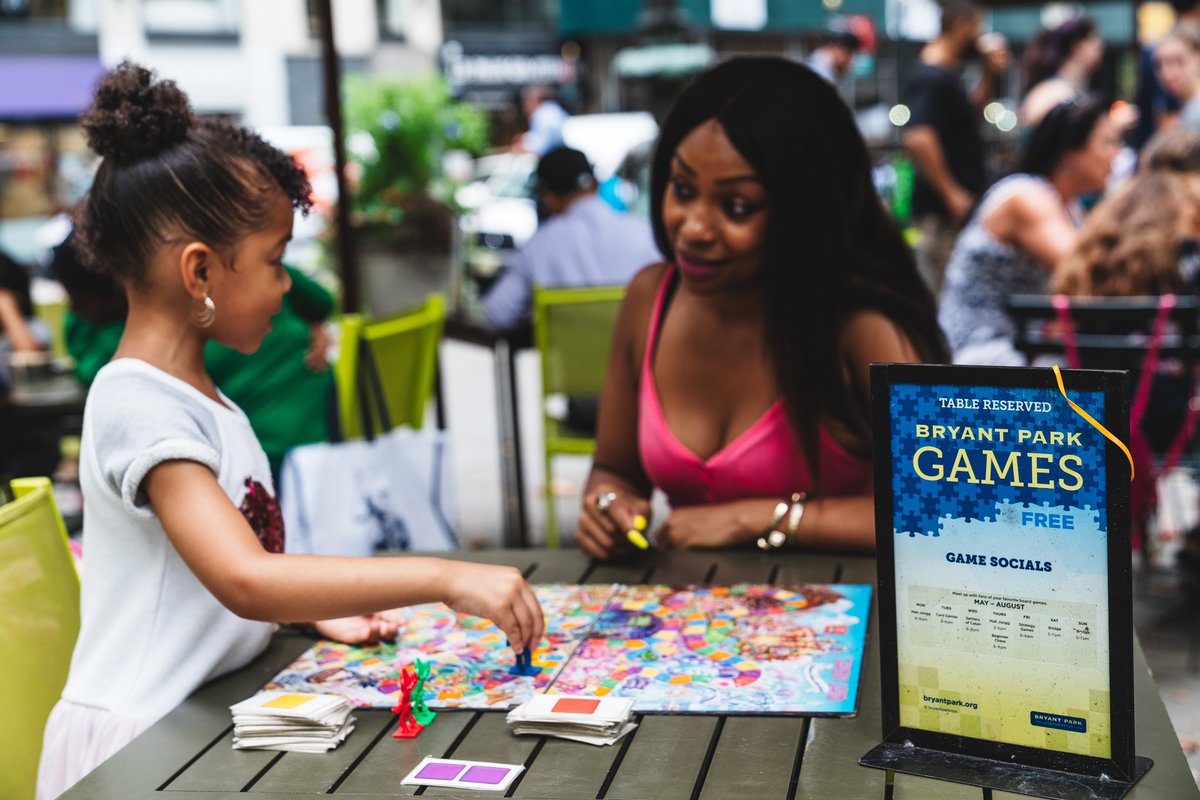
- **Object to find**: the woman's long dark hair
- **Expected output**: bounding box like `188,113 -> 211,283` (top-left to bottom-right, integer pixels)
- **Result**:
1017,97 -> 1107,177
648,56 -> 947,484
1022,17 -> 1097,95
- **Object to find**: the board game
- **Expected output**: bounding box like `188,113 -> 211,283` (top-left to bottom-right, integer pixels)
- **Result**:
264,582 -> 871,715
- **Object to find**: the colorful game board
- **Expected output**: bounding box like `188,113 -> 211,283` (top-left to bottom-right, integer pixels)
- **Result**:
264,583 -> 871,715
548,584 -> 871,715
264,584 -> 616,709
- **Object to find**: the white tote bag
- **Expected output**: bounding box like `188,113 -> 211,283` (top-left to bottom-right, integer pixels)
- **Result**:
280,333 -> 457,556
280,426 -> 457,556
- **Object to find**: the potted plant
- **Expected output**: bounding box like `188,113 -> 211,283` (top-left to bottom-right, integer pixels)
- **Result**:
344,74 -> 487,316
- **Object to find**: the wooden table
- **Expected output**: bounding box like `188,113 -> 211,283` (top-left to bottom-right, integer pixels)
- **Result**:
61,549 -> 1200,799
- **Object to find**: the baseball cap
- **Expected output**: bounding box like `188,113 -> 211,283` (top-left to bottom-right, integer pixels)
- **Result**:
537,147 -> 597,195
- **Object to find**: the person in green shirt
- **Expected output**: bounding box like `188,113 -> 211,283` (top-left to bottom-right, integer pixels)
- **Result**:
53,235 -> 334,476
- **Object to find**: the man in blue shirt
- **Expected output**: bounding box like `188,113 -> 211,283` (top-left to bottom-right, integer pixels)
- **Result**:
483,147 -> 661,330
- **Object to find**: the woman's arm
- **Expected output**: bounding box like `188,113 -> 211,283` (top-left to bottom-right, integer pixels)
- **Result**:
0,289 -> 44,352
144,460 -> 545,649
986,187 -> 1077,270
576,265 -> 664,559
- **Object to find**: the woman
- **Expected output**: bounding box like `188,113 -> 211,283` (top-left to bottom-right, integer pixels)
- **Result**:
1053,168 -> 1200,297
574,57 -> 946,559
938,99 -> 1122,365
1155,22 -> 1200,132
1020,17 -> 1105,128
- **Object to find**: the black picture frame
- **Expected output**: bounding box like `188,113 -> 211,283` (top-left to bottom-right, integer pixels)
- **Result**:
866,363 -> 1142,786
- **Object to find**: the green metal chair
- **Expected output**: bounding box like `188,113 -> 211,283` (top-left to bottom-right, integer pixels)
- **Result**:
533,285 -> 626,548
0,478 -> 80,800
33,299 -> 70,361
335,294 -> 446,441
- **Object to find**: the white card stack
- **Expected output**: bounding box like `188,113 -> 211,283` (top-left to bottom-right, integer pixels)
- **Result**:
506,694 -> 637,746
230,691 -> 356,753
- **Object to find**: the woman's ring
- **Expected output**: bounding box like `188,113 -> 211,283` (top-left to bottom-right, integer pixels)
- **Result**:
595,492 -> 617,513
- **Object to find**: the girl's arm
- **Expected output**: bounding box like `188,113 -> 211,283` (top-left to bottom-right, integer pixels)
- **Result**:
657,310 -> 923,554
144,460 -> 545,649
576,265 -> 663,559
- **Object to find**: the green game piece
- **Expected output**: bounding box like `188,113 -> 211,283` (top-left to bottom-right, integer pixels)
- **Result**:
410,658 -> 437,726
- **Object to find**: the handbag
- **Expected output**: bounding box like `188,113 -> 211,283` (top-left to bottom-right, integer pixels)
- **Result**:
279,336 -> 457,556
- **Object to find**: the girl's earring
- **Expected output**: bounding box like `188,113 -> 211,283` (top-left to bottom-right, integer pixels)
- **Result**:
191,294 -> 216,328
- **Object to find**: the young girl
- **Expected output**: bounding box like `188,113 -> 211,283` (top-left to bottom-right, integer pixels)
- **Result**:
37,63 -> 543,800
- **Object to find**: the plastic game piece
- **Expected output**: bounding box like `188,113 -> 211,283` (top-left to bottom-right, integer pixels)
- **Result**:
411,658 -> 437,727
511,646 -> 540,677
391,666 -> 425,738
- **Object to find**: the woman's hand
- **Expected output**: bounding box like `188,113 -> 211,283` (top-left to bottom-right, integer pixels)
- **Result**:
440,562 -> 544,652
577,488 -> 652,560
657,499 -> 776,550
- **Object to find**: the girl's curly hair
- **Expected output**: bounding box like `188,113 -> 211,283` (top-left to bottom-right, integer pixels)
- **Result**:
76,61 -> 313,285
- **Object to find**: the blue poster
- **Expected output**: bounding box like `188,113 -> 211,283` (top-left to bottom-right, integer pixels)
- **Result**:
888,380 -> 1113,759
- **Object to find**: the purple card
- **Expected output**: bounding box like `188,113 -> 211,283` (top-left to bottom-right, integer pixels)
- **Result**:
401,757 -> 523,792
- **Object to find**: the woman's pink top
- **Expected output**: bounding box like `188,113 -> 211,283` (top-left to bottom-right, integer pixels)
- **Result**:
637,267 -> 872,507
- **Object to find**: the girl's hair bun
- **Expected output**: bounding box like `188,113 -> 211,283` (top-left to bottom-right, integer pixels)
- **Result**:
81,61 -> 194,162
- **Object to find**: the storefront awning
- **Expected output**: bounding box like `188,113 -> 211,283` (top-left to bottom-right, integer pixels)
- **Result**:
0,57 -> 106,121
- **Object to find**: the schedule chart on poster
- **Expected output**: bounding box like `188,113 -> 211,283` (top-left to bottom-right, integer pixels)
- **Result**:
906,585 -> 1097,666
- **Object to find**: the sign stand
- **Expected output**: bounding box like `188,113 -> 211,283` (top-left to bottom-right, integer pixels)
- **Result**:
860,364 -> 1152,800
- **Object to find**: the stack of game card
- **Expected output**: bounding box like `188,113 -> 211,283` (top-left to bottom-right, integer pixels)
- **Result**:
230,691 -> 356,753
506,695 -> 636,745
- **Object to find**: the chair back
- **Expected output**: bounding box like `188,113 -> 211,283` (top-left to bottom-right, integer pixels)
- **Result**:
0,478 -> 79,800
533,285 -> 626,547
33,299 -> 70,361
534,286 -> 626,401
1008,294 -> 1200,370
335,294 -> 445,440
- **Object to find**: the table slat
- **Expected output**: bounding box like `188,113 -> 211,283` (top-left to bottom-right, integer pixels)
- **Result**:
795,557 -> 982,800
166,730 -> 277,792
249,713 -> 395,794
333,711 -> 474,796
422,712 -> 542,797
707,550 -> 778,583
511,735 -> 625,798
603,714 -> 720,800
524,551 -> 592,583
697,716 -> 807,800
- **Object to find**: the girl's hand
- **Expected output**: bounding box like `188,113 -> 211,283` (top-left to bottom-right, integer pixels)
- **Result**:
577,488 -> 652,560
657,500 -> 773,550
441,562 -> 544,652
312,612 -> 403,644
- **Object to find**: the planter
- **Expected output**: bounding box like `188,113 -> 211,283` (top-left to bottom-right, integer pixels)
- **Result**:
356,224 -> 463,317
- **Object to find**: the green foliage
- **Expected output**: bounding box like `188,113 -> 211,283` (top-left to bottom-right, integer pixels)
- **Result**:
344,75 -> 488,230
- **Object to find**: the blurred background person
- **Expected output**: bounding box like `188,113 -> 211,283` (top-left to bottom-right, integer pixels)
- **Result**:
904,0 -> 1009,294
1054,168 -> 1200,298
1136,0 -> 1200,148
806,18 -> 861,88
483,146 -> 660,331
0,250 -> 46,360
51,235 -> 335,479
938,99 -> 1121,365
1020,17 -> 1105,128
515,85 -> 568,157
1155,22 -> 1200,132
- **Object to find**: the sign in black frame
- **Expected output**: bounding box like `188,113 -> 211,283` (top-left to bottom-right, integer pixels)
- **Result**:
866,363 -> 1142,785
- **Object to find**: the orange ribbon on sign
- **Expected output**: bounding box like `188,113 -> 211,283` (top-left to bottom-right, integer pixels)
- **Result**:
1051,364 -> 1134,482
